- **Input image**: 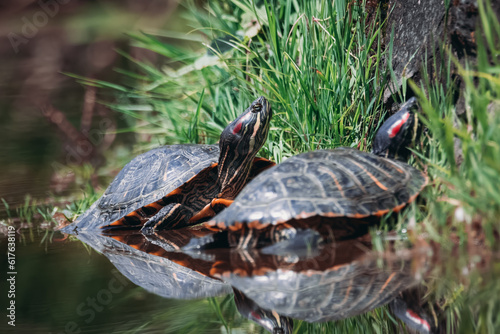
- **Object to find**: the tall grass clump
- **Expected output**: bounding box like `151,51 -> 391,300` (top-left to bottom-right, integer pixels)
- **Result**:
410,0 -> 500,246
76,0 -> 388,162
401,1 -> 500,332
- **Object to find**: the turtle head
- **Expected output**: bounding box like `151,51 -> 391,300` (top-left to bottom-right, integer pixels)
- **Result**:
217,96 -> 272,198
390,296 -> 435,334
372,97 -> 420,160
233,289 -> 293,334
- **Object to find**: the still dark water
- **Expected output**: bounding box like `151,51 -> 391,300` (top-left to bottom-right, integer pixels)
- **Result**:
1,224 -> 499,334
0,230 -> 246,334
1,2 -> 499,333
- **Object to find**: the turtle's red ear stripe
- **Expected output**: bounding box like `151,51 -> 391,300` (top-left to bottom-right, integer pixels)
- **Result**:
231,112 -> 253,135
405,309 -> 431,333
388,112 -> 410,138
232,120 -> 243,134
250,311 -> 261,320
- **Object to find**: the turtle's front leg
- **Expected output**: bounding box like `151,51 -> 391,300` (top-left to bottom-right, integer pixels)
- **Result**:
141,203 -> 196,233
189,198 -> 234,223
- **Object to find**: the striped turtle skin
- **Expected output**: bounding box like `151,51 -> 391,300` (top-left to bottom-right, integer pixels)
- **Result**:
207,148 -> 427,232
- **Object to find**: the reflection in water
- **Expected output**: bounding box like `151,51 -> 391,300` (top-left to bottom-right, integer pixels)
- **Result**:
75,231 -> 231,300
233,289 -> 294,334
71,228 -> 435,333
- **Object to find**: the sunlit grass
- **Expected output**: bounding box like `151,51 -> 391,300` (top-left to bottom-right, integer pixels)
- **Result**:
407,0 -> 500,245
72,0 -> 389,163
405,1 -> 500,333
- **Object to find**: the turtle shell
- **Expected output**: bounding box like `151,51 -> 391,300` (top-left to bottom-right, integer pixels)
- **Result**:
78,229 -> 294,333
207,147 -> 427,230
63,144 -> 220,232
75,231 -> 232,300
106,229 -> 428,325
207,241 -> 427,323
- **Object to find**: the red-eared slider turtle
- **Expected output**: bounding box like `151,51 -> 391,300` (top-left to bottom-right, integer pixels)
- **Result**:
233,289 -> 293,334
62,97 -> 273,233
189,98 -> 426,248
95,230 -> 293,334
206,240 -> 435,333
106,228 -> 434,333
74,230 -> 232,299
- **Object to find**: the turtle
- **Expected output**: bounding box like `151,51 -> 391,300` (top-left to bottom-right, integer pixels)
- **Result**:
233,288 -> 294,334
74,230 -> 232,300
105,227 -> 434,333
203,239 -> 435,333
185,97 -> 427,249
94,230 -> 293,334
61,96 -> 273,233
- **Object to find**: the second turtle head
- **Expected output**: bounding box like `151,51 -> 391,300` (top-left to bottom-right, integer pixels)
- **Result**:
372,97 -> 420,160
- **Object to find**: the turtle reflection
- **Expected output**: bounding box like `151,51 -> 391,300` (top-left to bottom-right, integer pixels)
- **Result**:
72,228 -> 435,333
74,230 -> 292,334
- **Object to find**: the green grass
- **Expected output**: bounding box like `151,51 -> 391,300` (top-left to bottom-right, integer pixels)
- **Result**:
407,0 -> 500,244
73,0 -> 388,162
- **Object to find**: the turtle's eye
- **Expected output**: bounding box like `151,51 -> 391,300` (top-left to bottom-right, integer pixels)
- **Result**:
252,103 -> 262,113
